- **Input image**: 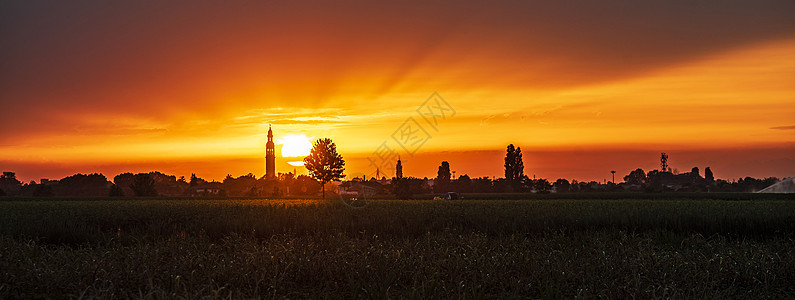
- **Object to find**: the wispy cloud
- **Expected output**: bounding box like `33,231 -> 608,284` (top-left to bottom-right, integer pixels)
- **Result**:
70,126 -> 167,136
770,125 -> 795,130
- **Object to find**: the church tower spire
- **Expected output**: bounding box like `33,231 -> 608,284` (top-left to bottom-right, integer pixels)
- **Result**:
266,125 -> 275,179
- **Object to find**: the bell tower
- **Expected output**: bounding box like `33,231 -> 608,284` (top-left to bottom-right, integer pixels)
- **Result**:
266,125 -> 275,179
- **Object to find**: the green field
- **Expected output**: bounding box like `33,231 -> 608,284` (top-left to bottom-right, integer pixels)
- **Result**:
1,196 -> 794,298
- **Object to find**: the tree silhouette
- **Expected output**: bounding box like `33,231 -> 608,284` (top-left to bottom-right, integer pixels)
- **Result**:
392,177 -> 411,199
504,144 -> 524,190
55,173 -> 110,197
189,173 -> 206,187
437,161 -> 451,182
553,178 -> 571,193
472,177 -> 493,193
291,175 -> 322,196
534,178 -> 552,193
109,184 -> 124,197
131,173 -> 157,196
391,177 -> 428,199
304,138 -> 346,200
0,172 -> 21,195
396,158 -> 403,179
32,184 -> 53,197
704,167 -> 714,183
504,144 -> 515,181
1,172 -> 16,180
222,173 -> 259,197
623,168 -> 647,185
660,153 -> 669,172
515,147 -> 524,181
435,161 -> 451,192
454,174 -> 473,193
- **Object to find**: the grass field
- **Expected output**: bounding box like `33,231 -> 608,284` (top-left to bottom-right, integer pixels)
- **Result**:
1,196 -> 794,298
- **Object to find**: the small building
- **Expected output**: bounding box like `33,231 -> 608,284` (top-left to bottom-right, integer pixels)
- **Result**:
187,183 -> 224,196
339,182 -> 376,198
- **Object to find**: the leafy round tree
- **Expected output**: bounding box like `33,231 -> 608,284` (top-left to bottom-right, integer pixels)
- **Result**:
108,183 -> 125,197
303,138 -> 346,200
623,168 -> 647,185
131,173 -> 158,197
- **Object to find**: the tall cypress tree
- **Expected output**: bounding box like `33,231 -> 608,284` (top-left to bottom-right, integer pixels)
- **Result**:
504,144 -> 516,181
504,144 -> 525,189
514,146 -> 524,183
435,161 -> 451,192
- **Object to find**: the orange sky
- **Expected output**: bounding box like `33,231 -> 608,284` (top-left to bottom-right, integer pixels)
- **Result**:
1,1 -> 794,183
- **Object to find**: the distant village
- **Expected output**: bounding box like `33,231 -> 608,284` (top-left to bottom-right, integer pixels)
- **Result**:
0,156 -> 784,199
0,128 -> 787,198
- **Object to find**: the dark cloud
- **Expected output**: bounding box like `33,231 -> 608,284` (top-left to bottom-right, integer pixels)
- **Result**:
770,125 -> 795,130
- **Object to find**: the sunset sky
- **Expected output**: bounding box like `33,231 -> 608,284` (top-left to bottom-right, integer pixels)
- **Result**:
2,1 -> 794,183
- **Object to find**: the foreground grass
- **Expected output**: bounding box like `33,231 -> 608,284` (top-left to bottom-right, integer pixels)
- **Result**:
1,198 -> 794,298
3,232 -> 793,298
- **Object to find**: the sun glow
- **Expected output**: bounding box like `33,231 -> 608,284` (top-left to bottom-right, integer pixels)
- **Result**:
278,134 -> 313,158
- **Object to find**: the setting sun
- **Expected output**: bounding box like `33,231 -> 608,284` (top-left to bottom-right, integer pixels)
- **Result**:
278,134 -> 313,166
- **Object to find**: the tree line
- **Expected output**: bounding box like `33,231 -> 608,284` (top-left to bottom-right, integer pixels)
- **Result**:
386,145 -> 784,198
0,138 -> 347,198
0,171 -> 325,198
0,142 -> 784,198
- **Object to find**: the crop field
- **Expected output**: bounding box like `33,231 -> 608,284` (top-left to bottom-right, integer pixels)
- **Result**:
1,196 -> 794,298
